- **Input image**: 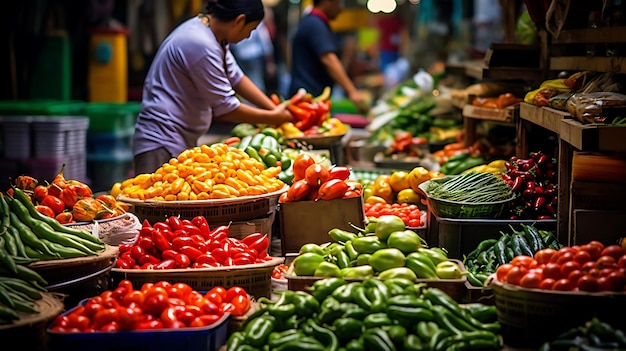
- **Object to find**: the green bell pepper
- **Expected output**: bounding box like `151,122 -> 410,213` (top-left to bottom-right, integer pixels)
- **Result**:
345,339 -> 365,351
377,267 -> 417,282
406,254 -> 439,279
386,230 -> 426,255
305,319 -> 339,351
406,252 -> 438,272
332,317 -> 364,342
344,240 -> 359,260
243,315 -> 275,347
362,328 -> 397,351
267,303 -> 296,319
334,250 -> 351,269
314,261 -> 342,277
299,243 -> 326,256
382,325 -> 407,347
293,252 -> 325,276
417,248 -> 449,265
355,253 -> 372,266
340,265 -> 374,279
416,321 -> 440,341
435,261 -> 463,279
363,313 -> 393,329
332,281 -> 362,303
374,215 -> 406,241
403,334 -> 426,351
231,123 -> 257,138
368,248 -> 406,272
292,291 -> 320,315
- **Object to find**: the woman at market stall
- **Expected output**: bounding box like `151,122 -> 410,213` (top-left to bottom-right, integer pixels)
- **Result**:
133,0 -> 293,175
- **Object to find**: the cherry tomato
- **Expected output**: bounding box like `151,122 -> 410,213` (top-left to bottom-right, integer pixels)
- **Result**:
92,308 -> 120,329
142,292 -> 169,316
167,283 -> 193,300
230,294 -> 251,316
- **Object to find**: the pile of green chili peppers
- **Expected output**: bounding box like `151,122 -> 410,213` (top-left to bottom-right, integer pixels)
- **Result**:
226,277 -> 501,351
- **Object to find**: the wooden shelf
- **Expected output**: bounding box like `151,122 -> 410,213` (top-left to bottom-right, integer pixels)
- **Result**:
552,26 -> 626,44
464,60 -> 544,81
463,103 -> 519,123
519,103 -> 571,134
550,56 -> 626,74
560,119 -> 626,152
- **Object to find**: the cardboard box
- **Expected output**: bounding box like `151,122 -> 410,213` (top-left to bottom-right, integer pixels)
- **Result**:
278,197 -> 365,255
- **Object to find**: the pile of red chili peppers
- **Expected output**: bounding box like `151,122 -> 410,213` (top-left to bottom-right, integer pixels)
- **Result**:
502,151 -> 558,220
116,215 -> 272,269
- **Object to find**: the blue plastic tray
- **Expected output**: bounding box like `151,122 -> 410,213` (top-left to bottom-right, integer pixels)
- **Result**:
47,304 -> 231,351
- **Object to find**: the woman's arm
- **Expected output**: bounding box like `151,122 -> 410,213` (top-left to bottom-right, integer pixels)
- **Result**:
218,99 -> 292,126
233,75 -> 276,110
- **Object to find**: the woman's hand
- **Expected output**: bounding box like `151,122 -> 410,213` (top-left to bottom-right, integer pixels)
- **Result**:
348,90 -> 370,115
270,101 -> 293,126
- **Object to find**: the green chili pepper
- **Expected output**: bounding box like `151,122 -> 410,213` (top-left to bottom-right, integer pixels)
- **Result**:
368,248 -> 406,272
416,321 -> 439,340
299,243 -> 327,256
382,324 -> 407,348
344,240 -> 359,260
268,329 -> 304,348
267,303 -> 296,319
292,291 -> 319,315
417,248 -> 448,265
340,265 -> 374,279
332,281 -> 362,303
406,255 -> 439,279
362,328 -> 397,351
403,334 -> 426,351
355,253 -> 372,266
378,267 -> 418,282
340,302 -> 368,319
345,338 -> 365,351
314,261 -> 342,277
328,228 -> 358,243
335,250 -> 351,269
306,319 -> 339,351
387,294 -> 431,309
351,236 -> 386,254
352,285 -> 372,310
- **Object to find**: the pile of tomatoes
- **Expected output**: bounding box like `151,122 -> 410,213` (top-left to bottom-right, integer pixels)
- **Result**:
496,240 -> 626,292
279,153 -> 362,203
49,280 -> 251,332
363,202 -> 425,228
116,215 -> 272,270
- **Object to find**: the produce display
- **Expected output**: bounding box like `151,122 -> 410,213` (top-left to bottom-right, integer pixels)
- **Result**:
290,215 -> 464,281
495,240 -> 626,292
115,216 -> 273,269
227,278 -> 501,351
539,318 -> 626,351
118,143 -> 284,201
278,153 -> 361,203
9,171 -> 128,224
363,202 -> 425,228
48,279 -> 251,332
463,224 -> 561,287
355,167 -> 442,205
502,151 -> 558,220
1,188 -> 106,261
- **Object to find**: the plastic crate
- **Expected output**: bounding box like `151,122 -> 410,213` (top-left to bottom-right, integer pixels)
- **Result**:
32,116 -> 89,157
47,307 -> 231,351
111,257 -> 284,299
0,100 -> 85,116
22,154 -> 88,184
87,150 -> 133,192
0,118 -> 31,159
83,102 -> 140,134
87,128 -> 133,154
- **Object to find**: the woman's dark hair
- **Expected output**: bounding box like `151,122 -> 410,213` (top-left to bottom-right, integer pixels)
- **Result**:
204,0 -> 265,23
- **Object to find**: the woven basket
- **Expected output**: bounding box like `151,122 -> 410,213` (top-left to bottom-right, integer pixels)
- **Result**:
111,257 -> 284,299
490,276 -> 626,348
419,178 -> 515,219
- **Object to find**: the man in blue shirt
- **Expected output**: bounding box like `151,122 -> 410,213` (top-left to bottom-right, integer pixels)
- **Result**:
288,0 -> 367,111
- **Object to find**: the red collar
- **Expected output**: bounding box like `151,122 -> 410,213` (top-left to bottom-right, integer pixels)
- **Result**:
309,8 -> 330,25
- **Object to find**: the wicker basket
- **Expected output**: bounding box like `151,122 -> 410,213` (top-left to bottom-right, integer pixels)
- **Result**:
490,276 -> 626,348
111,257 -> 284,299
419,178 -> 515,219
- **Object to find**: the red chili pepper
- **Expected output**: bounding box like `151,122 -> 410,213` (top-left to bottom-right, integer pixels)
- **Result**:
233,252 -> 255,265
209,225 -> 229,242
545,203 -> 556,215
195,253 -> 218,267
534,196 -> 546,211
211,248 -> 228,263
240,233 -> 264,246
167,216 -> 182,230
180,224 -> 201,237
172,236 -> 197,251
152,230 -> 172,252
161,249 -> 178,261
153,222 -> 172,232
287,103 -> 312,122
138,254 -> 161,266
174,253 -> 191,268
179,246 -> 203,261
156,259 -> 176,270
247,235 -> 269,253
137,236 -> 156,253
510,177 -> 524,192
192,216 -> 211,235
535,186 -> 544,196
115,257 -> 135,269
537,215 -> 554,220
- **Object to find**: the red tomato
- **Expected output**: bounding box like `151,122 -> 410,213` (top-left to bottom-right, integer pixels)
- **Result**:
577,275 -> 600,292
579,244 -> 602,260
619,255 -> 626,268
496,263 -> 513,282
225,286 -> 248,303
511,255 -> 536,268
552,278 -> 574,291
328,166 -> 351,181
304,164 -> 330,187
205,291 -> 224,304
542,262 -> 562,281
292,153 -> 316,181
560,261 -> 581,278
602,271 -> 626,291
588,240 -> 605,251
556,251 -> 575,265
68,314 -> 91,331
92,308 -> 120,329
122,290 -> 145,307
534,248 -> 557,264
143,293 -> 169,316
573,250 -> 592,265
286,179 -> 312,202
230,294 -> 251,316
318,179 -> 350,201
519,272 -> 542,289
117,306 -> 142,331
168,283 -> 193,300
506,266 -> 528,286
597,255 -> 616,268
567,269 -> 584,286
539,278 -> 556,290
601,245 -> 626,261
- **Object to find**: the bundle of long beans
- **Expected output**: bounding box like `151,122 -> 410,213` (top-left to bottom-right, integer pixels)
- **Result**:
426,172 -> 513,203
